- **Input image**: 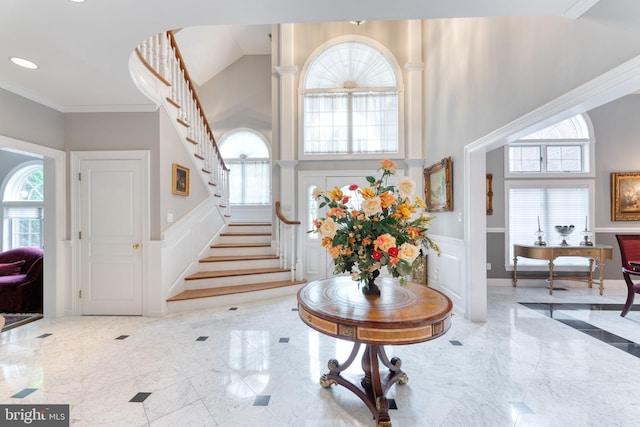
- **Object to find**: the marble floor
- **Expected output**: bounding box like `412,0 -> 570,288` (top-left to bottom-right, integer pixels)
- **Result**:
1,285 -> 639,427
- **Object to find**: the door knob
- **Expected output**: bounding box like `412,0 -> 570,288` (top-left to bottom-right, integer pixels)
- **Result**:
133,243 -> 140,250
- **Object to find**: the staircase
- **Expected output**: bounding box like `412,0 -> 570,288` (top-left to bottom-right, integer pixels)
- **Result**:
166,223 -> 306,312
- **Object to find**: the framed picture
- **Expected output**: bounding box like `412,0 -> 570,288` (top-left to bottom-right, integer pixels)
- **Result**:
611,171 -> 640,221
486,173 -> 494,216
424,156 -> 453,212
172,163 -> 190,197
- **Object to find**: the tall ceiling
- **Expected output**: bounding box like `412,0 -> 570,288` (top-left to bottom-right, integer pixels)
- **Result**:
0,0 -> 599,112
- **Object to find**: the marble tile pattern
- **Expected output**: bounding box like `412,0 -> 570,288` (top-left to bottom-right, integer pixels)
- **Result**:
1,286 -> 639,426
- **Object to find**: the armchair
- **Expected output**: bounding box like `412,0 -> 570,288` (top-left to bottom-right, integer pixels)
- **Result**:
0,247 -> 43,313
615,235 -> 640,317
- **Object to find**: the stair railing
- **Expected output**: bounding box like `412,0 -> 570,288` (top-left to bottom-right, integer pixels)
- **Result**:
135,31 -> 230,214
275,201 -> 303,281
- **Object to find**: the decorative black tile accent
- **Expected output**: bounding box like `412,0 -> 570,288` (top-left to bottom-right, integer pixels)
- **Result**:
11,388 -> 38,398
115,335 -> 129,340
36,333 -> 52,339
279,337 -> 289,343
291,308 -> 299,311
519,302 -> 640,358
388,398 -> 398,410
196,336 -> 208,341
253,395 -> 270,406
129,392 -> 152,403
229,307 -> 238,311
509,401 -> 534,414
449,340 -> 463,346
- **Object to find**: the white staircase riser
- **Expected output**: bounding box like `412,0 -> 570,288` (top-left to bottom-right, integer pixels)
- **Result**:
198,258 -> 281,271
227,225 -> 272,234
207,246 -> 272,257
185,271 -> 293,290
217,234 -> 272,244
167,283 -> 304,313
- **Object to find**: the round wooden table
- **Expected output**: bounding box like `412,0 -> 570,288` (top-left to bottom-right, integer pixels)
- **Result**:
297,276 -> 453,427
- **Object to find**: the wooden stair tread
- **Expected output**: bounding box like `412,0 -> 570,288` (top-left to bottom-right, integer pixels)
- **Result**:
211,242 -> 271,248
229,223 -> 271,227
167,279 -> 307,302
186,267 -> 289,280
200,255 -> 279,263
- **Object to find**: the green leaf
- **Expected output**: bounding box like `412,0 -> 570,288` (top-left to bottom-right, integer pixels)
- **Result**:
366,176 -> 376,183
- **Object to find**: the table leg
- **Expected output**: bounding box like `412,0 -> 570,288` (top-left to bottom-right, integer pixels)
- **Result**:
513,256 -> 518,287
588,259 -> 594,288
599,261 -> 606,296
320,343 -> 406,427
548,261 -> 554,295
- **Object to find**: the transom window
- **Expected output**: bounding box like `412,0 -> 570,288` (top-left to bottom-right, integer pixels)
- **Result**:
302,41 -> 400,156
219,130 -> 270,205
507,114 -> 590,175
2,162 -> 44,250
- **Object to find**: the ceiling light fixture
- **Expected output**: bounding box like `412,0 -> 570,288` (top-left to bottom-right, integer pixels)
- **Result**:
349,20 -> 366,26
69,0 -> 86,3
9,57 -> 38,70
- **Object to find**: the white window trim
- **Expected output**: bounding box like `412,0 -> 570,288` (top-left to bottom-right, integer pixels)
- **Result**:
504,114 -> 596,179
297,35 -> 405,162
504,178 -> 595,272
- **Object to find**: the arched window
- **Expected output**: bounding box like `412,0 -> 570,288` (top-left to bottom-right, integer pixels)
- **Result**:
302,40 -> 400,156
219,130 -> 271,205
2,162 -> 44,250
505,113 -> 594,269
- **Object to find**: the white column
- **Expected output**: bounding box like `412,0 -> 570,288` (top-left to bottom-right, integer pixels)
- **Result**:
404,20 -> 424,160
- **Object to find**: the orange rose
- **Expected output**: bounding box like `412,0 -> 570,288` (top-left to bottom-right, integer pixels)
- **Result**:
380,159 -> 396,173
379,191 -> 396,209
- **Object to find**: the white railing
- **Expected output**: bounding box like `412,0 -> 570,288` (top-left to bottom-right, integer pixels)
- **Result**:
275,201 -> 303,281
135,31 -> 230,215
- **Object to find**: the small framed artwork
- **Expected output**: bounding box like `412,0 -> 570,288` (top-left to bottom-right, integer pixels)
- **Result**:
611,171 -> 640,221
486,173 -> 494,216
172,163 -> 190,197
424,156 -> 453,212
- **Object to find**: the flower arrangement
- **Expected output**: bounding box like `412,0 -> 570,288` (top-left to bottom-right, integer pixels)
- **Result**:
310,159 -> 439,290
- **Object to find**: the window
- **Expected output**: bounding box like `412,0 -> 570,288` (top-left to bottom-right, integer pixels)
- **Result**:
302,41 -> 400,156
506,114 -> 592,176
505,114 -> 594,270
2,162 -> 44,250
219,130 -> 270,205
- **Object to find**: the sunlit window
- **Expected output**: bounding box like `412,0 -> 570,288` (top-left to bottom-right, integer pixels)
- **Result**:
219,130 -> 271,205
2,162 -> 44,250
302,41 -> 400,155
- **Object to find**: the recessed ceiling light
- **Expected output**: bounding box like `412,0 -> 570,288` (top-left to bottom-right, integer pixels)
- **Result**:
69,0 -> 86,3
9,57 -> 38,70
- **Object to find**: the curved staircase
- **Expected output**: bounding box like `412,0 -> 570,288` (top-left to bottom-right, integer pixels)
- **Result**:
166,223 -> 306,312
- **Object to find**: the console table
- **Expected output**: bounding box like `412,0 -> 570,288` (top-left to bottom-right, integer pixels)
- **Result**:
513,244 -> 613,295
297,276 -> 453,427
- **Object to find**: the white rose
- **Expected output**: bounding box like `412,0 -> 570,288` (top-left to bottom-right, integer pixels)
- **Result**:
397,177 -> 416,199
312,187 -> 324,199
362,196 -> 382,217
318,218 -> 338,238
398,243 -> 420,263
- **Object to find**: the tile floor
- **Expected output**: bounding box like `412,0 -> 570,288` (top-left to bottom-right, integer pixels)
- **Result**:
1,285 -> 639,427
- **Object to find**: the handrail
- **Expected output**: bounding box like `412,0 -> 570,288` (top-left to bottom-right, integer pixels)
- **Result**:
274,201 -> 303,280
275,201 -> 300,225
165,31 -> 228,172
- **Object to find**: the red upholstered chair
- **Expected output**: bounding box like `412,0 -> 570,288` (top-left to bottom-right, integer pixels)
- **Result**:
615,235 -> 640,317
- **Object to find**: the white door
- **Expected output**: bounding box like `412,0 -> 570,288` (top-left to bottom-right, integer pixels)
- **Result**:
298,172 -> 370,282
79,159 -> 143,315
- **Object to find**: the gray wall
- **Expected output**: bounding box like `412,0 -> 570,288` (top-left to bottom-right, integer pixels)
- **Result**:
423,13 -> 640,238
486,94 -> 640,281
64,112 -> 162,239
0,88 -> 64,150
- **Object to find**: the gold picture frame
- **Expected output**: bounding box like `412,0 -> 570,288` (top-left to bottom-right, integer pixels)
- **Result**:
172,163 -> 190,197
611,171 -> 640,221
424,156 -> 453,212
486,173 -> 494,216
